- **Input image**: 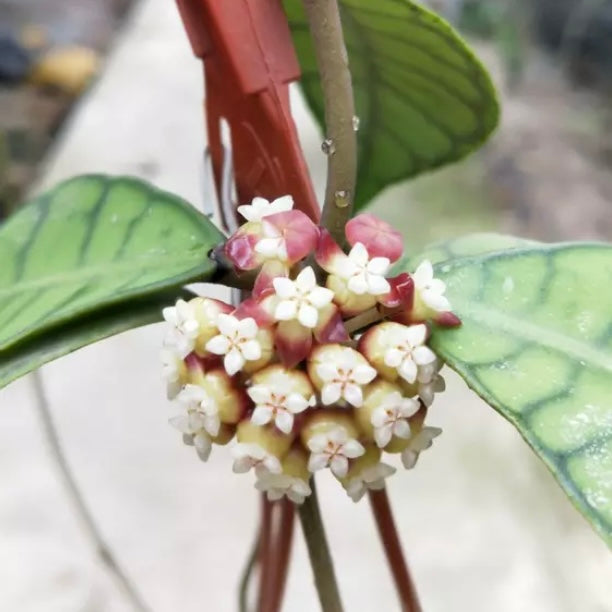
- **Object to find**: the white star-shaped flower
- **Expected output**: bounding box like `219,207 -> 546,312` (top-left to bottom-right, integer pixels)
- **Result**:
370,392 -> 420,448
316,348 -> 377,407
255,472 -> 312,504
171,384 -> 220,437
337,242 -> 391,296
162,299 -> 200,357
237,195 -> 294,223
205,314 -> 262,375
160,347 -> 184,399
413,260 -> 451,312
248,381 -> 314,434
345,463 -> 396,502
180,429 -> 212,462
169,386 -> 220,463
272,267 -> 334,328
401,426 -> 442,469
416,360 -> 446,407
383,323 -> 436,384
307,427 -> 365,478
231,443 -> 282,476
254,219 -> 289,261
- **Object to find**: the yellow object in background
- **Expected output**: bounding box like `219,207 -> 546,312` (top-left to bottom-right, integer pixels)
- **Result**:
29,46 -> 99,96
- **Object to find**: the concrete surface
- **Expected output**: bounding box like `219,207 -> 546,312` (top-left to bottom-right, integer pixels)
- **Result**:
0,1 -> 611,611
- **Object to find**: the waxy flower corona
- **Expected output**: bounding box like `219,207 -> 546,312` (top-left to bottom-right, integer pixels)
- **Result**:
161,195 -> 459,503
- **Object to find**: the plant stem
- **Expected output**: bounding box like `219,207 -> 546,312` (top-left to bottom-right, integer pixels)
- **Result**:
302,0 -> 357,245
239,525 -> 260,612
270,499 -> 295,612
30,371 -> 150,612
368,488 -> 422,612
344,307 -> 383,335
257,496 -> 274,612
298,479 -> 344,612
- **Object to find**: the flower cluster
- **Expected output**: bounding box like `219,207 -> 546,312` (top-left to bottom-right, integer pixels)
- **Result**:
162,196 -> 459,503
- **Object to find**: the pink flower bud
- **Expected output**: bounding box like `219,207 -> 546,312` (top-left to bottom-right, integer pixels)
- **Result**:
345,213 -> 403,262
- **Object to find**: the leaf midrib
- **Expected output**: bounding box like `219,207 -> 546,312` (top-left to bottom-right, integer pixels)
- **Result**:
0,249 -> 208,298
448,300 -> 612,374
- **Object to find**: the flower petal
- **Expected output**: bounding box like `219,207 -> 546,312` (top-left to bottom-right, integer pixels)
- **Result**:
405,323 -> 428,347
384,348 -> 404,368
273,276 -> 297,299
348,242 -> 369,266
343,383 -> 363,407
275,299 -> 298,321
316,362 -> 338,382
237,317 -> 258,338
205,334 -> 231,355
298,303 -> 319,328
329,455 -> 349,478
241,339 -> 262,361
295,266 -> 316,291
343,439 -> 365,458
422,290 -> 451,312
285,393 -> 310,414
274,410 -> 294,434
413,345 -> 436,365
247,385 -> 272,404
224,348 -> 245,375
308,286 -> 334,308
308,453 -> 330,472
352,364 -> 377,385
398,358 -> 418,384
347,273 -> 369,295
394,420 -> 411,439
374,425 -> 393,448
367,257 -> 390,275
367,274 -> 391,296
217,314 -> 239,337
321,382 -> 343,405
412,260 -> 433,286
251,405 -> 274,426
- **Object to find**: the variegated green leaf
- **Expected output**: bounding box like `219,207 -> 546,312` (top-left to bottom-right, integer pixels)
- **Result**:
285,0 -> 499,209
0,292 -> 181,389
0,175 -> 223,352
427,243 -> 612,546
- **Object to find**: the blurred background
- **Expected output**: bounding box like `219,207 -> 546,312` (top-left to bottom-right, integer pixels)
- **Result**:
1,0 -> 612,610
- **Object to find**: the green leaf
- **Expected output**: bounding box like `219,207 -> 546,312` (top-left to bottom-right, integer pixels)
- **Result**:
0,292 -> 182,390
428,243 -> 612,546
398,232 -> 539,270
0,175 -> 224,351
285,0 -> 500,209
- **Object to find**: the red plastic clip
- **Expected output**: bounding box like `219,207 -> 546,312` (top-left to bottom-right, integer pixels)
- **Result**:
176,0 -> 320,223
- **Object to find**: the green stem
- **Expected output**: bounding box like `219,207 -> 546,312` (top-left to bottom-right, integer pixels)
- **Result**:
298,479 -> 344,612
302,0 -> 358,245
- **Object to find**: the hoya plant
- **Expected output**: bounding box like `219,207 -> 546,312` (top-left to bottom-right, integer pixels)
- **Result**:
1,0 -> 610,610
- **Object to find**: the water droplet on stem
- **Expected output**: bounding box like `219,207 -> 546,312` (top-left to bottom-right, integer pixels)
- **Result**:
321,139 -> 336,155
334,190 -> 350,208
